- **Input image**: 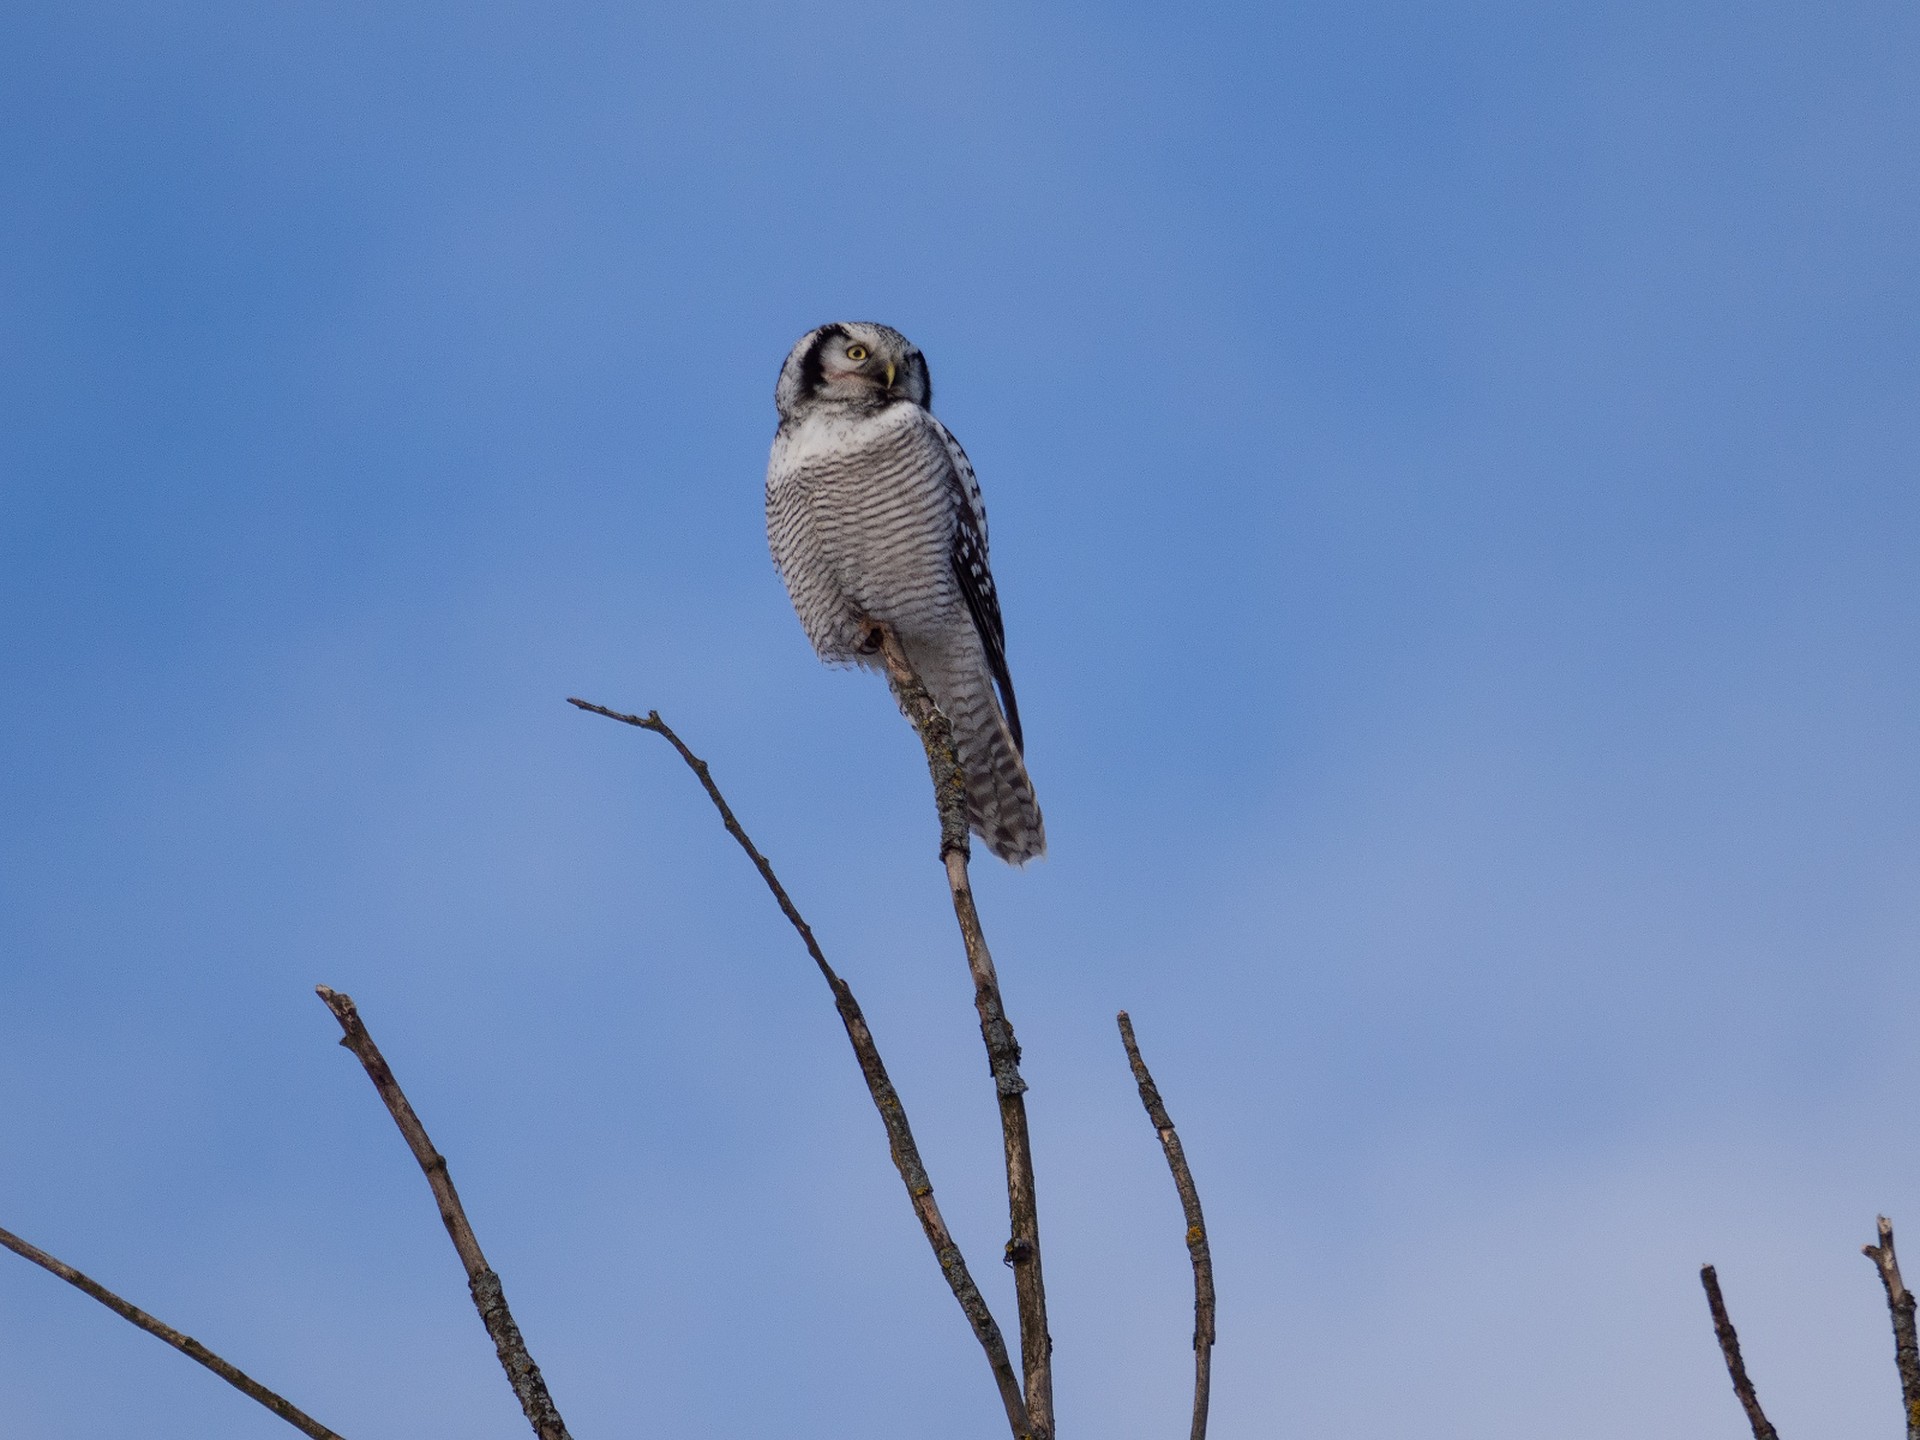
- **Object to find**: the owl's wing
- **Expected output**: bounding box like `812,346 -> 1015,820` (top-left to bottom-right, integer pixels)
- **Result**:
929,417 -> 1024,753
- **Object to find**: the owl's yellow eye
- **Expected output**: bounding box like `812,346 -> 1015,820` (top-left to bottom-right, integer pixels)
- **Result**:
845,344 -> 869,362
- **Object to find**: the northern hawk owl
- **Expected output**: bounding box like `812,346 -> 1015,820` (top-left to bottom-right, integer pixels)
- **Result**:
766,322 -> 1045,864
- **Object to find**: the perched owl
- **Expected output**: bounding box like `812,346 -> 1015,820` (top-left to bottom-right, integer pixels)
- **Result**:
766,322 -> 1045,864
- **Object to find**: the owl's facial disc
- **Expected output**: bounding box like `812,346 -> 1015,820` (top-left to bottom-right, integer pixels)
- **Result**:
821,334 -> 893,391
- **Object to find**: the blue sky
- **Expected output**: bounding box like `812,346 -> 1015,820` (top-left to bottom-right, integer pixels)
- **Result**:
2,2 -> 1917,1435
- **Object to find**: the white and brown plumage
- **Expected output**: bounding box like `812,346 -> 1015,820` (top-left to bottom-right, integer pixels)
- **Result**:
766,322 -> 1045,864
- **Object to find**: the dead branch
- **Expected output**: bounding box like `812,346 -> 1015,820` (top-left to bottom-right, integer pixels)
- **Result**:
1116,1012 -> 1215,1440
1864,1215 -> 1920,1439
566,697 -> 1032,1437
0,1222 -> 346,1440
1699,1264 -> 1780,1440
865,626 -> 1054,1440
315,986 -> 572,1440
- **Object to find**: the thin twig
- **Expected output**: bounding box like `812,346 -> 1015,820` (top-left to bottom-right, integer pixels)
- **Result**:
1864,1215 -> 1920,1439
865,628 -> 1055,1440
315,987 -> 572,1440
1116,1012 -> 1215,1440
1699,1264 -> 1780,1440
0,1223 -> 346,1440
567,697 -> 1033,1437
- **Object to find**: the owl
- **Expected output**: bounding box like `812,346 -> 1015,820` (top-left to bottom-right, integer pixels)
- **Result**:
766,322 -> 1045,864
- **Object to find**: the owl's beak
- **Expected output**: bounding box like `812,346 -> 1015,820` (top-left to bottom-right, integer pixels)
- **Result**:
885,360 -> 897,388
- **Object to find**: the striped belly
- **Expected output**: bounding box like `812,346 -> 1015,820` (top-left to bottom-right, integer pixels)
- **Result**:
807,460 -> 954,642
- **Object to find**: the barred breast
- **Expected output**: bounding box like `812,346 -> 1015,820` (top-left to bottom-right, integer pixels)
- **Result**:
768,403 -> 958,660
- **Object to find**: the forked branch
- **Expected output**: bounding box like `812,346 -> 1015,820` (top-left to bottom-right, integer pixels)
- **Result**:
1117,1011 -> 1215,1440
315,986 -> 572,1440
567,697 -> 1032,1437
1864,1215 -> 1920,1439
0,1223 -> 347,1440
1699,1264 -> 1780,1440
865,625 -> 1054,1440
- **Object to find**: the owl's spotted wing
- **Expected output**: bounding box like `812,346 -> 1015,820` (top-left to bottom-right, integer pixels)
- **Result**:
929,417 -> 1023,754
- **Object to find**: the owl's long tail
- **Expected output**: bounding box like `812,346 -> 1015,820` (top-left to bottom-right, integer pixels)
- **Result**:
905,640 -> 1046,865
960,704 -> 1046,865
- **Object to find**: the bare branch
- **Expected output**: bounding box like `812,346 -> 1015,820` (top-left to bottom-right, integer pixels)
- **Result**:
1699,1264 -> 1780,1440
1116,1012 -> 1215,1440
315,986 -> 572,1440
864,628 -> 1055,1440
567,697 -> 1032,1437
1864,1215 -> 1920,1439
0,1222 -> 346,1440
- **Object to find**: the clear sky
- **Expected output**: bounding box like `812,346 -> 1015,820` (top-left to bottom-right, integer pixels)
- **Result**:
3,3 -> 1917,1436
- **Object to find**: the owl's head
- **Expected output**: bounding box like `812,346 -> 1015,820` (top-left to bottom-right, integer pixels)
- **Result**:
775,322 -> 932,420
